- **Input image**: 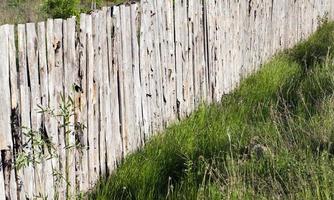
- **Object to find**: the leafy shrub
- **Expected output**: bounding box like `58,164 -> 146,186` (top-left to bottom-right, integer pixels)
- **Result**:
41,0 -> 80,19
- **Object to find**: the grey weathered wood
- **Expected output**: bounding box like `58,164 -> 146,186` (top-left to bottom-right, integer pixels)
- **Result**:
37,21 -> 54,199
0,25 -> 11,151
91,11 -> 102,185
53,18 -> 66,199
106,7 -> 116,171
119,5 -> 136,154
151,0 -> 164,133
110,6 -> 123,164
86,14 -> 99,186
7,25 -> 18,200
26,22 -> 43,198
139,0 -> 152,143
0,24 -> 16,200
99,8 -> 108,175
64,17 -> 77,198
78,13 -> 89,192
174,0 -> 186,118
131,4 -> 144,147
46,18 -> 60,199
18,24 -> 36,200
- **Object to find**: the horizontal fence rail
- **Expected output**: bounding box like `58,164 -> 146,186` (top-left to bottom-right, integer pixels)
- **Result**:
0,0 -> 333,199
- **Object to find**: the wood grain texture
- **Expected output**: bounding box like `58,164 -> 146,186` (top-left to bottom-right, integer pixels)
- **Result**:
0,25 -> 11,151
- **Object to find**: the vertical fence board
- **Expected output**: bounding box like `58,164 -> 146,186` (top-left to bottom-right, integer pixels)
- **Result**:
91,12 -> 101,184
53,19 -> 66,199
26,22 -> 43,198
174,0 -> 185,118
78,13 -> 89,192
100,8 -> 108,176
46,19 -> 59,199
110,6 -> 123,164
0,25 -> 14,200
86,14 -> 99,186
120,5 -> 136,154
64,17 -> 77,198
37,21 -> 54,199
152,0 -> 164,132
8,24 -> 18,200
139,0 -> 153,143
130,4 -> 144,148
18,24 -> 36,200
105,8 -> 114,171
0,25 -> 11,151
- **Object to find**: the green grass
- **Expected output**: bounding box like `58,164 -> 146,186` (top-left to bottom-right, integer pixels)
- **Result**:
89,21 -> 334,199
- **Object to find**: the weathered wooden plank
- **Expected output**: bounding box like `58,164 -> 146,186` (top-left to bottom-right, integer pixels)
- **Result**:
37,21 -> 54,199
53,18 -> 66,199
8,24 -> 18,200
91,11 -> 102,184
64,17 -> 77,198
26,22 -> 43,198
99,8 -> 108,175
151,0 -> 164,132
18,23 -> 36,200
86,14 -> 99,186
174,0 -> 186,118
110,6 -> 123,164
130,3 -> 144,149
164,0 -> 177,124
77,13 -> 89,192
185,0 -> 195,113
46,18 -> 60,199
119,5 -> 136,154
106,7 -> 115,172
192,1 -> 205,106
0,24 -> 16,200
0,25 -> 12,151
139,0 -> 153,143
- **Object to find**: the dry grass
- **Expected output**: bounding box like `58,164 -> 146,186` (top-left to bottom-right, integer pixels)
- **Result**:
0,0 -> 126,25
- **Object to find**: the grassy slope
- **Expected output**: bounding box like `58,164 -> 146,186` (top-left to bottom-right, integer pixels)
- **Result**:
90,21 -> 334,200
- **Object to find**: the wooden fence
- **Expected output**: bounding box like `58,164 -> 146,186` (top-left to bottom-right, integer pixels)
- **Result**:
0,0 -> 333,199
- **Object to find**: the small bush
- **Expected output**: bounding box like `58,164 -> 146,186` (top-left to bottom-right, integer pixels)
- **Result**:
41,0 -> 80,19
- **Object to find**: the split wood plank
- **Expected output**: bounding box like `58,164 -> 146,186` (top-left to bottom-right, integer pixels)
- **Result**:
86,14 -> 99,186
139,0 -> 153,143
0,25 -> 12,151
130,3 -> 144,149
8,24 -> 18,200
92,11 -> 101,184
53,18 -> 66,200
110,6 -> 123,164
46,18 -> 60,199
37,21 -> 55,199
119,5 -> 136,154
0,24 -> 16,200
18,24 -> 36,200
78,13 -> 89,192
26,22 -> 43,198
99,8 -> 108,175
64,17 -> 77,198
